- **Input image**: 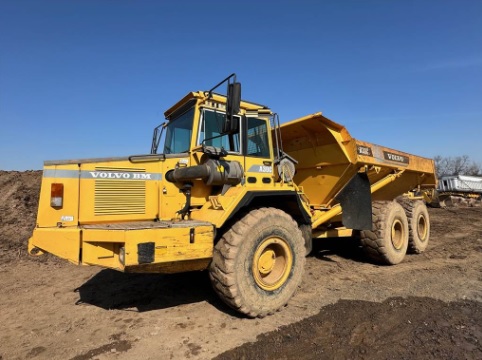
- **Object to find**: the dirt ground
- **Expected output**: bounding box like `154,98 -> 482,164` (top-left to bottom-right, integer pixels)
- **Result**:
0,171 -> 481,360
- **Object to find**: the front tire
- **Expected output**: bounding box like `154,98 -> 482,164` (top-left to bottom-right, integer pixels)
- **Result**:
360,201 -> 409,265
209,208 -> 305,318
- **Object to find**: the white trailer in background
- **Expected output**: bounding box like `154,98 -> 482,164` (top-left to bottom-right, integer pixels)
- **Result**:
436,175 -> 482,207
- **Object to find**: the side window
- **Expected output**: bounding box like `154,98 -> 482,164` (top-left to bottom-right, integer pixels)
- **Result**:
198,109 -> 240,152
163,107 -> 194,154
246,117 -> 270,158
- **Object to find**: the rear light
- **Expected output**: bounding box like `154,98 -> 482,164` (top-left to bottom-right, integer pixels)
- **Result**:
50,183 -> 64,208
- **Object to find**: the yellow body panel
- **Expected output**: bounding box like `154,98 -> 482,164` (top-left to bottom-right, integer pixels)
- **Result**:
313,227 -> 354,238
29,228 -> 81,265
81,225 -> 213,270
77,160 -> 162,223
30,223 -> 214,272
37,164 -> 80,227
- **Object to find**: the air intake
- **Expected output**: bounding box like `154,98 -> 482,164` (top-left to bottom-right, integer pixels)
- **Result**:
94,167 -> 146,215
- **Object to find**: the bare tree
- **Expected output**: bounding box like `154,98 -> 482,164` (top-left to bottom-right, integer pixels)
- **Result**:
434,155 -> 482,178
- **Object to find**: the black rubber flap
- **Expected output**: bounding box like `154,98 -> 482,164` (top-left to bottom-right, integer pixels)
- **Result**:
335,172 -> 372,230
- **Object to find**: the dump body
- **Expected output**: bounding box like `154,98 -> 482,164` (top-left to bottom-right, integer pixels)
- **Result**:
280,113 -> 436,211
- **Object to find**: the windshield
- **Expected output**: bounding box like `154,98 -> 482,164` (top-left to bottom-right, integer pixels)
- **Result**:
163,107 -> 195,154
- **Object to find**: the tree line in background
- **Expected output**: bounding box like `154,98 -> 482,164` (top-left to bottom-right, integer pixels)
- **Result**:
434,155 -> 481,178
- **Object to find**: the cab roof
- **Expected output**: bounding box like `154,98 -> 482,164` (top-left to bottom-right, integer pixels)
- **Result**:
164,91 -> 269,119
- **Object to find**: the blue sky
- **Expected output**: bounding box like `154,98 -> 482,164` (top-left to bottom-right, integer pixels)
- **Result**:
1,0 -> 481,170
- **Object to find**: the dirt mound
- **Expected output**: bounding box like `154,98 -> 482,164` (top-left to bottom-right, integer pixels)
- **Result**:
216,296 -> 482,360
0,170 -> 41,263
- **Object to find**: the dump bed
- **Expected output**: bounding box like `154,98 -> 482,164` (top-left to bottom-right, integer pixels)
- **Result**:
279,113 -> 436,207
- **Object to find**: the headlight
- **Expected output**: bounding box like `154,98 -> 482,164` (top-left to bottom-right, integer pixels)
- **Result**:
119,246 -> 125,265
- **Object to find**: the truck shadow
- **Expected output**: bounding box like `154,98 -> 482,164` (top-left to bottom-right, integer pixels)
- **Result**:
74,269 -> 238,315
74,237 -> 366,314
311,236 -> 366,263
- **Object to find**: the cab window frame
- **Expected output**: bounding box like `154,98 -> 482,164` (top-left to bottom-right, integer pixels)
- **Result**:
245,116 -> 271,158
197,108 -> 242,154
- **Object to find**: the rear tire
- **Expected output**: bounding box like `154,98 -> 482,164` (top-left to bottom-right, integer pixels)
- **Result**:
209,208 -> 305,318
401,200 -> 430,253
360,201 -> 409,265
299,224 -> 313,256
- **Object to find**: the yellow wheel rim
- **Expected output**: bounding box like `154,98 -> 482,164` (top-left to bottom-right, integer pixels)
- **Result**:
417,214 -> 428,241
391,219 -> 405,250
252,237 -> 293,291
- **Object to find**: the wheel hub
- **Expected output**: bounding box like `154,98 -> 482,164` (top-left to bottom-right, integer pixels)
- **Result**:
391,219 -> 404,250
252,237 -> 293,291
258,250 -> 276,274
417,214 -> 428,241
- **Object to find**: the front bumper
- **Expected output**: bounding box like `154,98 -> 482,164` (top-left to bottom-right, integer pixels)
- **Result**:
28,221 -> 214,273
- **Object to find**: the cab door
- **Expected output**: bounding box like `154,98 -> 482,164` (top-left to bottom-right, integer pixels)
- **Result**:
243,116 -> 274,188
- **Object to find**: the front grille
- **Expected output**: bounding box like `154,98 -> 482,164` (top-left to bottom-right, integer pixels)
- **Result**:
94,167 -> 146,216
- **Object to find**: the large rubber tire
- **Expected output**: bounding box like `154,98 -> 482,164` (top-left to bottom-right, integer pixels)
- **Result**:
401,200 -> 430,253
209,208 -> 305,318
360,201 -> 409,265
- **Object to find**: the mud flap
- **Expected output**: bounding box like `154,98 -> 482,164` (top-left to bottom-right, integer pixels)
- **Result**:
335,172 -> 372,230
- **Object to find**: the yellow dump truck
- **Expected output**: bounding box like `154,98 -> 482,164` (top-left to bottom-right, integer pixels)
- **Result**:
29,75 -> 436,317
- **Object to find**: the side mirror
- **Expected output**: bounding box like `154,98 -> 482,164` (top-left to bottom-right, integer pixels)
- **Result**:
227,82 -> 241,116
224,82 -> 241,133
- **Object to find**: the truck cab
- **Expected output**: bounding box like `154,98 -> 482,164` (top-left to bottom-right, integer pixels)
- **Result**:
29,76 -> 308,274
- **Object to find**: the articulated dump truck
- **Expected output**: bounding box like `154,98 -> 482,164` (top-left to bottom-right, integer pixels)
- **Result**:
29,75 -> 436,317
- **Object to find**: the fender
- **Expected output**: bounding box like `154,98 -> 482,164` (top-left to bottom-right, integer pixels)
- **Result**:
226,190 -> 311,224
